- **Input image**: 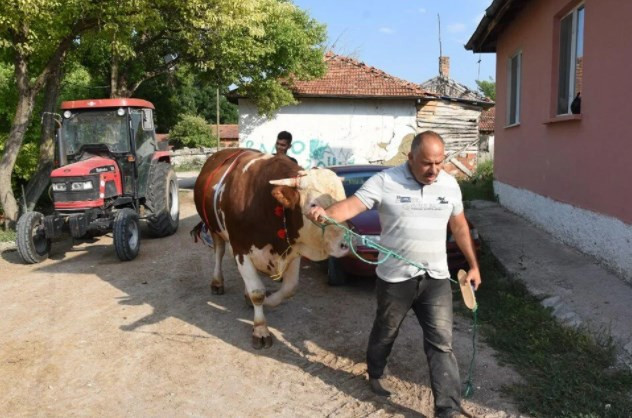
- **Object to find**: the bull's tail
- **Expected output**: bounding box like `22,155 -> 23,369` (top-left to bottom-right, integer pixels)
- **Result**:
191,222 -> 214,248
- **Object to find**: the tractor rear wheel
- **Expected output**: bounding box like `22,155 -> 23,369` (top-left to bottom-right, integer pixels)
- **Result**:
113,208 -> 140,261
16,211 -> 51,264
146,162 -> 179,237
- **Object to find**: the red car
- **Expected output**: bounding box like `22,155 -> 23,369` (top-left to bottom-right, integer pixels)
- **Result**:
326,165 -> 480,285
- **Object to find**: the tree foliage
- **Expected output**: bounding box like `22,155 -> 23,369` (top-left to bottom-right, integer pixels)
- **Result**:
0,63 -> 16,131
169,114 -> 217,149
0,0 -> 327,224
0,0 -> 112,223
79,0 -> 327,115
134,65 -> 238,133
476,77 -> 496,101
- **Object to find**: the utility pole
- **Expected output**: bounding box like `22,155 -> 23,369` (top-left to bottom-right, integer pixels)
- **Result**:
216,88 -> 220,151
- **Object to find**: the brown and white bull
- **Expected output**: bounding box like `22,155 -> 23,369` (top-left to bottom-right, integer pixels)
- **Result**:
193,148 -> 349,349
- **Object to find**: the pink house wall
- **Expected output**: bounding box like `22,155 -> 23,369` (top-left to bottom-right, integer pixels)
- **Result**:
494,0 -> 632,223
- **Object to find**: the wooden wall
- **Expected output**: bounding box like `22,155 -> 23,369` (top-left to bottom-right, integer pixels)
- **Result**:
416,99 -> 484,178
416,100 -> 481,152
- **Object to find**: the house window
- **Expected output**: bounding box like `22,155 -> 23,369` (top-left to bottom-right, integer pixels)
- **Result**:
557,4 -> 584,115
507,51 -> 521,125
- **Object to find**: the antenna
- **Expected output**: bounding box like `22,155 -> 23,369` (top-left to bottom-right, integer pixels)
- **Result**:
477,54 -> 482,81
437,14 -> 442,57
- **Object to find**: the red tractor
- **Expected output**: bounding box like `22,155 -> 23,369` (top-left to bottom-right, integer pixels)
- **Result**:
16,98 -> 179,263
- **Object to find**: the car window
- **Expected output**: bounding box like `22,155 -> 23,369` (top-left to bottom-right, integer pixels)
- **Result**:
341,171 -> 381,196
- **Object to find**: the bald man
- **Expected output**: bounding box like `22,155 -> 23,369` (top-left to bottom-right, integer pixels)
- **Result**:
308,131 -> 480,418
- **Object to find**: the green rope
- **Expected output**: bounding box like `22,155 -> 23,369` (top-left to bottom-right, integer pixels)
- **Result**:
320,215 -> 458,283
463,307 -> 478,398
320,214 -> 478,397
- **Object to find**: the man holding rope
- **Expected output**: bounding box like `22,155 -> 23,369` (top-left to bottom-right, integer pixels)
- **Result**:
307,130 -> 481,418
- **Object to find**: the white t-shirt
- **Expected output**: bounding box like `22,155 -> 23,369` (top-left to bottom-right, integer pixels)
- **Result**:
354,163 -> 463,282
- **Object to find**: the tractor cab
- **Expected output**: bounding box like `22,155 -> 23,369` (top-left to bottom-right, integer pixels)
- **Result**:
55,99 -> 167,205
16,99 -> 179,264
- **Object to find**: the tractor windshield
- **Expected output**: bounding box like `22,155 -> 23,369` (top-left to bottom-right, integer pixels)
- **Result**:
62,109 -> 130,155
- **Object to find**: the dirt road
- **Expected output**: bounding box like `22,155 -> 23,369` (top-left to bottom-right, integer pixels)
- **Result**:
1,190 -> 525,417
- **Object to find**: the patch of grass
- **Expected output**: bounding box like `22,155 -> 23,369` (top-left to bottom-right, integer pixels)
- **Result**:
174,161 -> 204,172
459,159 -> 495,201
468,245 -> 632,417
0,228 -> 16,243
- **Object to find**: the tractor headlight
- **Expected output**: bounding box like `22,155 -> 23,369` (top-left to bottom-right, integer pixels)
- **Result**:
52,182 -> 67,191
63,110 -> 72,119
70,181 -> 93,191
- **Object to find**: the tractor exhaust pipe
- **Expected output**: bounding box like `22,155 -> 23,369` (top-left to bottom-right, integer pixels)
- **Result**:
56,126 -> 67,167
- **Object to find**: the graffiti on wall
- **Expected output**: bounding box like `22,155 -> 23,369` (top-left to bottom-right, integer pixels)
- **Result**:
308,139 -> 354,167
243,138 -> 355,167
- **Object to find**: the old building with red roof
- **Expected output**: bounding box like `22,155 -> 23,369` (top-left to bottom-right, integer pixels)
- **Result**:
236,53 -> 492,175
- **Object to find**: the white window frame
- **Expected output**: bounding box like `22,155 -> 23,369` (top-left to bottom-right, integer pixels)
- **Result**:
557,3 -> 584,115
506,51 -> 522,126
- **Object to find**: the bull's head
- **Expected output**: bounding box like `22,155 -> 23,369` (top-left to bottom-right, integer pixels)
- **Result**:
270,169 -> 349,261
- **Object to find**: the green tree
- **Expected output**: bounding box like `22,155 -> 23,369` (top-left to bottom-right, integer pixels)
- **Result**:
169,114 -> 216,149
134,65 -> 238,133
0,0 -> 111,225
23,63 -> 99,211
0,0 -> 326,225
79,0 -> 326,114
476,77 -> 496,101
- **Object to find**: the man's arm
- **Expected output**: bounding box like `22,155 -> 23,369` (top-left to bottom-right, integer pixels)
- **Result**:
448,212 -> 482,290
307,196 -> 368,224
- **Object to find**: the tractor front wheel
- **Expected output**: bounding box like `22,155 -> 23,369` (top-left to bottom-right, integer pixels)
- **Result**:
113,208 -> 140,261
146,162 -> 179,237
16,211 -> 51,264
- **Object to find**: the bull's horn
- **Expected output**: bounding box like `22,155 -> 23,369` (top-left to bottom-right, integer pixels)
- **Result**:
270,174 -> 309,189
269,178 -> 299,187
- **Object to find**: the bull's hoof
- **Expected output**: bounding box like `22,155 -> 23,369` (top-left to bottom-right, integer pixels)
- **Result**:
211,284 -> 224,295
252,335 -> 274,349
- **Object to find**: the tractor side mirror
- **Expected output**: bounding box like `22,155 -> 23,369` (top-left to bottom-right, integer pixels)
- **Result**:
142,109 -> 154,131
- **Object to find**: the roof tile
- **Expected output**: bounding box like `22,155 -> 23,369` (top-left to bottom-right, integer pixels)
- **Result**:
479,107 -> 495,132
290,52 -> 429,98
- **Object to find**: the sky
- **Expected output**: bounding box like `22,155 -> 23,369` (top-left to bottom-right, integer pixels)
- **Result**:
292,0 -> 496,91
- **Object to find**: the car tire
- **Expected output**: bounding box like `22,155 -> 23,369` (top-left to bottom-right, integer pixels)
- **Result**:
146,162 -> 179,237
16,211 -> 50,264
113,208 -> 140,261
327,257 -> 348,286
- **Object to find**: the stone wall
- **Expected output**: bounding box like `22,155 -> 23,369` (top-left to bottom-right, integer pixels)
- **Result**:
170,141 -> 238,169
171,147 -> 216,169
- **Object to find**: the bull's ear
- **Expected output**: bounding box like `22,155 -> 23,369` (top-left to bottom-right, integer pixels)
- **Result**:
271,186 -> 300,209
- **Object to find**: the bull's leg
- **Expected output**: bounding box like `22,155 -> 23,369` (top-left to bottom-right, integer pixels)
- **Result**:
210,232 -> 226,294
235,256 -> 273,349
264,256 -> 300,308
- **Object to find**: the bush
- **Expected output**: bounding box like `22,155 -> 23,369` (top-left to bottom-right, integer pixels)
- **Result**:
169,114 -> 217,149
472,159 -> 493,183
459,159 -> 495,201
